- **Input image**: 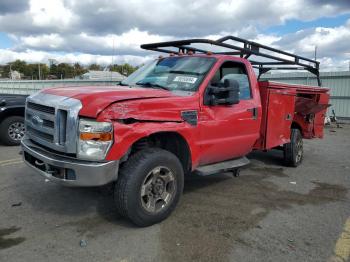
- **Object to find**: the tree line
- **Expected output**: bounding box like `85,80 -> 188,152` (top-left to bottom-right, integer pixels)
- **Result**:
0,60 -> 139,79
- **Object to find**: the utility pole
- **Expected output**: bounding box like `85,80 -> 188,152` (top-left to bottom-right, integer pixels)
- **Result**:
38,63 -> 41,80
111,38 -> 115,81
314,45 -> 317,61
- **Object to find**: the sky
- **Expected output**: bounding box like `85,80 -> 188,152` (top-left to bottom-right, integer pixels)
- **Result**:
0,0 -> 350,70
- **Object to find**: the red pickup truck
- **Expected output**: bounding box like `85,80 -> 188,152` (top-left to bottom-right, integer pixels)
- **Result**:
21,36 -> 329,226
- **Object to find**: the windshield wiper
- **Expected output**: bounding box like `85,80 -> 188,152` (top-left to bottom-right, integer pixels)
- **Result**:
168,70 -> 201,76
119,82 -> 129,86
135,81 -> 170,91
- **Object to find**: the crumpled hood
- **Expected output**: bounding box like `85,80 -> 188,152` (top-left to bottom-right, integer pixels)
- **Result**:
99,93 -> 198,122
42,85 -> 175,117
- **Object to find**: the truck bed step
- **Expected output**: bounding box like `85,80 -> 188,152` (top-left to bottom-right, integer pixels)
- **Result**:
195,157 -> 250,176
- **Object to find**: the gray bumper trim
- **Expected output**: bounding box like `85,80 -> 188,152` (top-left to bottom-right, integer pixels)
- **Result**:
21,138 -> 119,187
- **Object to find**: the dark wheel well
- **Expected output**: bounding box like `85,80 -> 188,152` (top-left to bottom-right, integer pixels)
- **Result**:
0,107 -> 25,124
291,122 -> 302,136
127,132 -> 192,173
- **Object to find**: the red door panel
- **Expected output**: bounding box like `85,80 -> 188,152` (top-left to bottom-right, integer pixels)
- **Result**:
264,90 -> 295,149
198,99 -> 260,165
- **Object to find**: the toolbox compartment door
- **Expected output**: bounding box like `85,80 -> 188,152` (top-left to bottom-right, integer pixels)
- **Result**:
263,88 -> 296,149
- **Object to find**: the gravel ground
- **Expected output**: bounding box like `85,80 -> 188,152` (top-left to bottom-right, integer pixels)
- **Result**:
0,125 -> 349,262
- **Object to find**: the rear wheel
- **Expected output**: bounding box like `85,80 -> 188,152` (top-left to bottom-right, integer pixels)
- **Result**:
283,128 -> 303,167
0,116 -> 25,146
114,148 -> 184,227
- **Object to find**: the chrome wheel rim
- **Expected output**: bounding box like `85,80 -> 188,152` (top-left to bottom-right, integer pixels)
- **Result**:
295,139 -> 303,163
8,122 -> 25,141
140,166 -> 176,214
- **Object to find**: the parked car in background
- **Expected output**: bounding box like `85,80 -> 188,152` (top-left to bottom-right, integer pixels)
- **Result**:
0,94 -> 27,145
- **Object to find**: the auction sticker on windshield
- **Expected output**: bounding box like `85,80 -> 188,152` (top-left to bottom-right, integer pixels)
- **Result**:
173,76 -> 198,84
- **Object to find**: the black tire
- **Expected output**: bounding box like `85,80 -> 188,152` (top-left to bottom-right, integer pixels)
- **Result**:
114,148 -> 184,227
0,116 -> 25,146
283,128 -> 303,167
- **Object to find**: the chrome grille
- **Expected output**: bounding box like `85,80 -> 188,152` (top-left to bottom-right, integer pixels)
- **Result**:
25,93 -> 82,154
43,119 -> 54,128
26,113 -> 55,128
26,126 -> 54,142
27,102 -> 55,115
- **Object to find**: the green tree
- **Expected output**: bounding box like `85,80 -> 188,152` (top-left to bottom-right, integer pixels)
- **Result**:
88,63 -> 102,71
0,60 -> 50,79
49,64 -> 58,77
73,63 -> 87,77
2,60 -> 27,78
10,60 -> 27,73
23,63 -> 49,79
55,63 -> 75,79
109,63 -> 138,76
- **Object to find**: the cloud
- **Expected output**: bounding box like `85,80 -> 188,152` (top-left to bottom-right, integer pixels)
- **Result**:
0,0 -> 76,35
0,48 -> 154,66
0,0 -> 29,15
1,0 -> 350,36
0,0 -> 350,71
57,0 -> 350,37
274,20 -> 350,59
13,29 -> 173,56
309,0 -> 350,8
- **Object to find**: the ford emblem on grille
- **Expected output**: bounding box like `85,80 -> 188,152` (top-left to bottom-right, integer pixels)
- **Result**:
31,115 -> 44,126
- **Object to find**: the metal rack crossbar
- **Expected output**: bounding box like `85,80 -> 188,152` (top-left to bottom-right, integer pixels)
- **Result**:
141,35 -> 321,86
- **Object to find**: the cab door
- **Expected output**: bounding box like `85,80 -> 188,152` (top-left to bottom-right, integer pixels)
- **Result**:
197,59 -> 261,165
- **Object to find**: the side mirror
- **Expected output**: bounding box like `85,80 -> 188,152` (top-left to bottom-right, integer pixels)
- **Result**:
223,79 -> 240,105
204,79 -> 240,106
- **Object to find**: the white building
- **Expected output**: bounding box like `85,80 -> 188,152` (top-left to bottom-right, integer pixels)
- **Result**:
10,70 -> 21,80
79,70 -> 126,81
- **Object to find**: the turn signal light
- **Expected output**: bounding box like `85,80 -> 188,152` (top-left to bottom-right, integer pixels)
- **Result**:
80,132 -> 112,141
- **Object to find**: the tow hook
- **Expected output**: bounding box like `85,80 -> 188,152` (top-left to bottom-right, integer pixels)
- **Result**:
34,160 -> 58,176
34,160 -> 45,166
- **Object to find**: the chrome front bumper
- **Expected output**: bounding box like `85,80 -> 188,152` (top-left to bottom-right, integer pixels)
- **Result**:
21,138 -> 119,187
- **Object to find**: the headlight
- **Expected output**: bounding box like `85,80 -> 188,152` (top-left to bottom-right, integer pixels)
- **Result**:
77,119 -> 113,161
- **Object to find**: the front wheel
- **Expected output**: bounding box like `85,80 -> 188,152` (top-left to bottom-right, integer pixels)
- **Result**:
283,128 -> 303,167
114,148 -> 184,227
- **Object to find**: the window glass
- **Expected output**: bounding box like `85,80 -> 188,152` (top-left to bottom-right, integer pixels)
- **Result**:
210,61 -> 252,100
121,57 -> 216,92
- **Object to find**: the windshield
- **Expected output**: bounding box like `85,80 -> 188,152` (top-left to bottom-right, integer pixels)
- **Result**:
121,56 -> 216,92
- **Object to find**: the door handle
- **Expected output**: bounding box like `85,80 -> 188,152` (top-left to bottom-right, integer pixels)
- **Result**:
247,108 -> 258,120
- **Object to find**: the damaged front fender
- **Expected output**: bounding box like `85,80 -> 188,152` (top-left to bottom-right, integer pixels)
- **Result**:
104,120 -> 201,169
98,95 -> 201,167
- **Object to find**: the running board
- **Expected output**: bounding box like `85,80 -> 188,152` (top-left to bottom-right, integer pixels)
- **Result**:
196,157 -> 250,176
